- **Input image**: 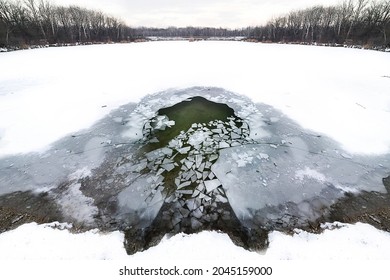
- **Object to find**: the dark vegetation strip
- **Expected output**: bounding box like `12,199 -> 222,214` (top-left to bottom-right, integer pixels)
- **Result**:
0,0 -> 389,51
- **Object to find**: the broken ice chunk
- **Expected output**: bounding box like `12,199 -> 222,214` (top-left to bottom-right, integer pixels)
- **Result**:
219,141 -> 230,149
185,160 -> 194,169
192,208 -> 203,219
191,218 -> 202,229
204,179 -> 221,193
192,189 -> 200,198
165,194 -> 175,203
179,207 -> 190,217
168,139 -> 181,148
177,190 -> 193,195
162,158 -> 173,164
178,181 -> 191,189
162,163 -> 175,172
341,153 -> 353,159
258,153 -> 269,160
233,128 -> 241,134
161,147 -> 173,156
186,199 -> 198,210
172,212 -> 181,225
187,156 -> 195,162
178,146 -> 191,154
166,120 -> 175,127
211,129 -> 222,134
231,132 -> 240,139
198,163 -> 205,172
200,193 -> 212,201
196,183 -> 205,192
191,175 -> 197,183
195,155 -> 203,168
209,154 -> 219,162
129,161 -> 148,172
186,169 -> 195,180
216,195 -> 228,203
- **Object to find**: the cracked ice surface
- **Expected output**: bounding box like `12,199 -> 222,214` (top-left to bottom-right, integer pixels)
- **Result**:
116,88 -> 390,232
1,86 -> 389,234
117,175 -> 164,224
212,103 -> 390,226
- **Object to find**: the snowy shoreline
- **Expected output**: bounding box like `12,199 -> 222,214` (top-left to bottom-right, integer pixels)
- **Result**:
1,221 -> 390,260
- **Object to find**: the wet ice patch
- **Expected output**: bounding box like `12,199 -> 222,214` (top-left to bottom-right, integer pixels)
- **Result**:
212,103 -> 390,227
57,183 -> 98,225
296,167 -> 326,182
232,152 -> 253,167
2,86 -> 389,255
114,88 -> 389,239
68,167 -> 92,181
122,107 -> 151,140
117,175 -> 165,223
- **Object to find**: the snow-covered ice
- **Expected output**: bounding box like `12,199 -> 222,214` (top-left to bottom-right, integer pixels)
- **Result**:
1,42 -> 390,157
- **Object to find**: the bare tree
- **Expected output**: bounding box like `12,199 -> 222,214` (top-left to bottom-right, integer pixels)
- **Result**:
346,0 -> 369,40
379,0 -> 390,45
0,0 -> 13,45
24,0 -> 46,40
38,0 -> 57,42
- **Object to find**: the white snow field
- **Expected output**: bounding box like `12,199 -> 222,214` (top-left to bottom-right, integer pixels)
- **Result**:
0,221 -> 390,260
1,41 -> 390,157
1,41 -> 390,263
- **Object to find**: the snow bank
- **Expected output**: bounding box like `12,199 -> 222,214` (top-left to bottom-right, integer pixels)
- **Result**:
1,42 -> 390,157
267,222 -> 390,260
0,222 -> 389,260
0,222 -> 128,260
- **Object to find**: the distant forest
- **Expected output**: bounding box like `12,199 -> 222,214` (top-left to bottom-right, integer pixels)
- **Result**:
0,0 -> 389,49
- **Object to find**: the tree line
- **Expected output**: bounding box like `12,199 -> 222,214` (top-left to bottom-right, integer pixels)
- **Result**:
0,0 -> 136,47
1,0 -> 390,49
135,26 -> 248,38
249,0 -> 390,47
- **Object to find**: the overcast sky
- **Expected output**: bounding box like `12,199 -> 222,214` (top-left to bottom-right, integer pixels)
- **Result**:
52,0 -> 342,28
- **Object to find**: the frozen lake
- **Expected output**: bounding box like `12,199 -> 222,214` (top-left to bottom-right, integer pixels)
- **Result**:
0,41 -> 390,258
1,86 -> 389,253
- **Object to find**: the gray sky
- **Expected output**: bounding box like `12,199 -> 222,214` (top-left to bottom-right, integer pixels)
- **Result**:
52,0 -> 342,28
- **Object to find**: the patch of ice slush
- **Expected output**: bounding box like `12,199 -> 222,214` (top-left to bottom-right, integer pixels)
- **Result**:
68,167 -> 92,181
57,183 -> 98,225
295,167 -> 326,182
188,130 -> 211,147
232,152 -> 253,167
